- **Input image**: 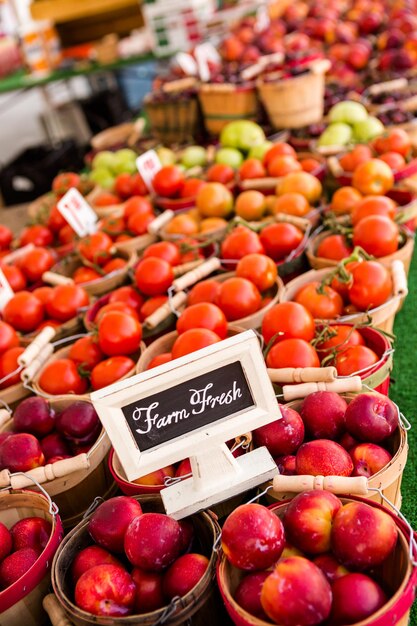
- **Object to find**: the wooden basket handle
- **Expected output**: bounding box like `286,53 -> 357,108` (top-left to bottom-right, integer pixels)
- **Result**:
271,474 -> 368,495
268,366 -> 337,384
273,212 -> 311,232
240,176 -> 281,190
42,271 -> 74,286
368,77 -> 408,96
21,343 -> 54,383
309,59 -> 331,74
392,259 -> 408,298
282,376 -> 362,401
397,198 -> 417,224
0,454 -> 90,489
173,259 -> 205,278
43,594 -> 74,626
148,210 -> 175,235
143,291 -> 187,329
18,326 -> 56,367
162,77 -> 198,93
327,156 -> 344,177
2,243 -> 35,264
0,409 -> 11,428
172,257 -> 221,291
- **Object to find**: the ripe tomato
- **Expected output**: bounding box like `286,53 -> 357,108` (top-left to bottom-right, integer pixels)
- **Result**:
0,347 -> 25,388
152,166 -> 185,198
123,196 -> 153,221
177,303 -> 227,338
316,325 -> 365,354
330,261 -> 360,302
73,267 -> 102,284
103,258 -> 127,274
109,286 -> 144,313
379,152 -> 406,170
260,223 -> 304,262
0,321 -> 19,355
45,285 -> 89,322
47,205 -> 67,233
266,338 -> 320,368
235,190 -> 266,221
267,155 -> 302,178
127,212 -> 154,236
180,178 -> 206,199
0,225 -> 13,250
95,302 -> 139,324
139,296 -> 167,322
39,358 -> 88,395
3,292 -> 44,333
217,277 -> 261,321
236,253 -> 277,292
77,232 -> 113,266
206,163 -> 235,184
295,282 -> 344,320
135,258 -> 174,296
52,172 -> 80,196
316,234 -> 353,261
276,172 -> 322,204
261,302 -> 315,345
90,356 -> 135,390
271,193 -> 310,218
374,128 -> 411,157
300,157 -> 322,174
187,280 -> 221,307
98,311 -> 142,356
171,328 -> 221,360
146,353 -> 172,370
131,173 -> 148,196
339,145 -> 372,172
114,173 -> 134,199
352,215 -> 399,257
1,264 -> 27,291
20,225 -> 53,248
263,143 -> 296,168
330,186 -> 362,215
18,247 -> 55,283
221,226 -> 264,262
164,214 -> 199,237
351,195 -> 396,226
352,159 -> 394,196
100,216 -> 125,238
239,159 -> 266,180
348,261 -> 392,310
142,242 -> 181,266
196,182 -> 234,219
334,345 -> 378,376
69,336 -> 104,372
32,286 -> 53,305
93,192 -> 121,207
58,224 -> 77,245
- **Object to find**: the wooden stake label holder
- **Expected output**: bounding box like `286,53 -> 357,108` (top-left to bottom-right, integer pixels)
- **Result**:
91,330 -> 279,519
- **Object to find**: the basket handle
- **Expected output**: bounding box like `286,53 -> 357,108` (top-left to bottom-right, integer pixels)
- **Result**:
18,326 -> 56,368
268,366 -> 337,384
0,408 -> 11,428
173,259 -> 205,278
172,257 -> 221,292
43,594 -> 74,626
392,259 -> 408,298
42,271 -> 74,286
240,176 -> 282,190
273,212 -> 311,232
2,243 -> 35,265
143,291 -> 187,329
282,376 -> 362,401
271,474 -> 368,495
309,58 -> 331,74
327,156 -> 344,177
21,343 -> 54,383
368,77 -> 408,96
0,454 -> 90,489
148,210 -> 175,235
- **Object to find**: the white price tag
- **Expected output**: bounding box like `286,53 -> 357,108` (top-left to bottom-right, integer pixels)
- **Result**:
0,267 -> 14,312
57,188 -> 98,237
136,150 -> 162,192
194,43 -> 220,82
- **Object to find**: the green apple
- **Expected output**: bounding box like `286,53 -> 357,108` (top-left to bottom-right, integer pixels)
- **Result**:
112,149 -> 138,175
156,146 -> 177,166
90,167 -> 115,190
181,146 -> 207,168
215,147 -> 244,169
248,141 -> 273,160
92,150 -> 117,171
328,101 -> 369,125
352,116 -> 385,142
318,123 -> 353,147
220,120 -> 265,152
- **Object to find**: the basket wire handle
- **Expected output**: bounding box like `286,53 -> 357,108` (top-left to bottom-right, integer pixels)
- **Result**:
22,380 -> 53,400
1,471 -> 59,517
82,496 -> 105,519
153,596 -> 182,625
52,333 -> 88,349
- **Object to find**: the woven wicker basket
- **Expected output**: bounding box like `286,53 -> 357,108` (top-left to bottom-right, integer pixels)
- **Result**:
198,84 -> 258,135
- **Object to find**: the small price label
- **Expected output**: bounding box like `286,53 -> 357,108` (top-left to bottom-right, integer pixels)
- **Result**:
0,267 -> 14,312
136,150 -> 162,192
195,43 -> 220,82
57,188 -> 98,237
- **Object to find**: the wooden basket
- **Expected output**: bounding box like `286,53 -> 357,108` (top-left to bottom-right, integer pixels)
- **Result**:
0,395 -> 112,529
0,381 -> 31,409
257,60 -> 330,130
50,494 -> 222,626
144,95 -> 200,146
281,261 -> 408,334
91,119 -> 144,152
306,228 -> 415,276
217,495 -> 417,626
198,84 -> 258,135
0,487 -> 63,626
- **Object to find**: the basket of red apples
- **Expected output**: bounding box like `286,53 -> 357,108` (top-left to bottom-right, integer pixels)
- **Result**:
252,390 -> 407,509
50,494 -> 221,624
217,488 -> 417,626
0,395 -> 112,528
0,484 -> 63,626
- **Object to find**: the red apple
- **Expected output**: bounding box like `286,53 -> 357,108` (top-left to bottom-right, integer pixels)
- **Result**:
13,397 -> 55,437
313,553 -> 349,583
56,401 -> 100,440
40,432 -> 71,460
222,504 -> 285,570
74,564 -> 136,617
11,517 -> 51,552
71,546 -> 122,584
234,572 -> 270,620
124,513 -> 183,571
261,557 -> 332,625
350,443 -> 392,477
132,568 -> 165,613
0,548 -> 39,588
275,455 -> 297,475
253,405 -> 305,456
339,432 -> 359,451
296,440 -> 354,476
178,519 -> 194,553
330,573 -> 387,624
332,501 -> 398,569
0,433 -> 45,472
344,393 -> 398,443
88,496 -> 142,553
283,490 -> 342,554
163,553 -> 209,599
300,391 -> 347,440
0,522 -> 12,562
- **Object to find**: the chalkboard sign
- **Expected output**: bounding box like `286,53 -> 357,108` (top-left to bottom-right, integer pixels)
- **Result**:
122,361 -> 254,452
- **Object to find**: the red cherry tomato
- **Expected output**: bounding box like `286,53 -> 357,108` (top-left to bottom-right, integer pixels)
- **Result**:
295,282 -> 344,320
135,258 -> 174,296
100,216 -> 125,238
3,292 -> 44,333
58,224 -> 77,245
77,232 -> 113,266
102,258 -> 127,274
20,225 -> 53,247
127,212 -> 155,236
131,173 -> 148,196
348,261 -> 392,310
114,173 -> 134,199
91,356 -> 134,390
109,286 -> 144,314
0,225 -> 13,250
0,321 -> 19,355
1,265 -> 27,292
98,311 -> 142,356
73,267 -> 102,284
95,302 -> 139,325
45,285 -> 89,322
47,205 -> 67,233
69,336 -> 104,372
123,196 -> 153,221
180,178 -> 206,199
153,166 -> 185,198
177,303 -> 228,339
261,302 -> 315,345
266,338 -> 320,368
0,347 -> 25,388
171,328 -> 221,360
236,253 -> 277,292
221,226 -> 264,262
52,172 -> 80,196
32,286 -> 53,305
259,223 -> 304,262
18,247 -> 55,283
206,163 -> 235,184
316,325 -> 365,354
139,296 -> 168,322
217,277 -> 262,321
39,359 -> 88,395
142,242 -> 181,266
187,280 -> 221,307
352,215 -> 399,258
146,353 -> 172,370
316,235 -> 353,261
334,345 -> 379,376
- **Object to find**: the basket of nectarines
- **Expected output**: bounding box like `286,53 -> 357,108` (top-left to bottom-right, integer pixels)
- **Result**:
0,486 -> 63,626
217,489 -> 417,626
